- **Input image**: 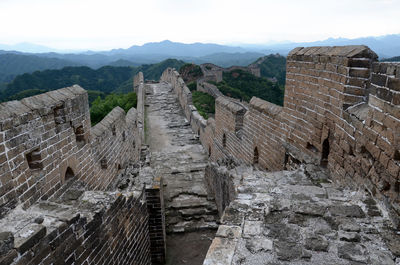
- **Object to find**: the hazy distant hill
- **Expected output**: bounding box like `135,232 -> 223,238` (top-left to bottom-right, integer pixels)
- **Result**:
260,34 -> 400,58
109,40 -> 245,57
0,53 -> 80,82
382,56 -> 400,62
1,35 -> 398,86
108,59 -> 140,67
188,52 -> 265,67
0,42 -> 60,53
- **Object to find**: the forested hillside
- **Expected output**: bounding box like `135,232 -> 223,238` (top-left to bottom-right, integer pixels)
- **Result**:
251,54 -> 286,85
382,56 -> 400,62
0,53 -> 79,83
1,66 -> 133,102
216,69 -> 284,106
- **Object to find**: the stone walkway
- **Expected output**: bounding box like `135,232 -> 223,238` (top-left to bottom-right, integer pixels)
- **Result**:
145,82 -> 218,233
204,165 -> 400,265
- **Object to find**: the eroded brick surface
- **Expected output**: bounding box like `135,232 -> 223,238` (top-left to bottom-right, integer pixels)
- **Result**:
204,164 -> 399,265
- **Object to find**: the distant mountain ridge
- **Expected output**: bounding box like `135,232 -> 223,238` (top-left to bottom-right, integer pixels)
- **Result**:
259,34 -> 400,58
109,40 -> 246,57
1,34 -> 399,58
0,35 -> 398,85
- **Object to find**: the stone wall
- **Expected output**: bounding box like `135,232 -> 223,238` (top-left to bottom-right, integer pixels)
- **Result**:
134,72 -> 145,143
204,163 -> 235,217
160,68 -> 208,138
163,45 -> 400,225
197,79 -> 223,98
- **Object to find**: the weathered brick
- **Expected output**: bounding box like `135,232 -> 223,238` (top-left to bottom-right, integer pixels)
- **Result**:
388,77 -> 400,92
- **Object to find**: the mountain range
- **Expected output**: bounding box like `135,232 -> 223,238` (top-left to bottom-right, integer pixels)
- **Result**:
0,34 -> 398,84
1,34 -> 399,58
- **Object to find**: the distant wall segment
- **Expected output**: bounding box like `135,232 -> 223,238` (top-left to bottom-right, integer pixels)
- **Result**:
162,45 -> 400,225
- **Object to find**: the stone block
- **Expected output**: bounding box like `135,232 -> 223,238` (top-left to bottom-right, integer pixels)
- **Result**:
0,231 -> 14,255
215,225 -> 242,239
371,73 -> 388,87
328,205 -> 365,218
14,224 -> 46,254
349,68 -> 370,78
388,77 -> 400,92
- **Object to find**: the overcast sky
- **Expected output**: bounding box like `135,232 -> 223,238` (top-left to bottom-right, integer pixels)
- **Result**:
0,0 -> 399,50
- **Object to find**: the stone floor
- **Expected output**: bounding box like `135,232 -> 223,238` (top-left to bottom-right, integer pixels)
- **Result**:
204,165 -> 400,265
145,82 -> 218,232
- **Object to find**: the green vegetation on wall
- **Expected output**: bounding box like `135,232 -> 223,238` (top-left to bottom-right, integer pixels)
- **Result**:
179,63 -> 203,81
215,69 -> 284,106
192,91 -> 215,119
253,54 -> 287,85
187,82 -> 197,91
90,92 -> 137,125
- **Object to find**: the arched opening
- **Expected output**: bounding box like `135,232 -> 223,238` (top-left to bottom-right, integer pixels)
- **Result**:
222,134 -> 226,148
320,138 -> 330,167
65,167 -> 74,181
208,146 -> 211,157
198,129 -> 200,136
112,126 -> 116,136
253,147 -> 259,165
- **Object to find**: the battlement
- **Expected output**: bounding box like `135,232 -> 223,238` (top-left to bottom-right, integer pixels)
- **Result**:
0,82 -> 141,215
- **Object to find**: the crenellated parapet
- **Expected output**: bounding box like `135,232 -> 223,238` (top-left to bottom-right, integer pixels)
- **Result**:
0,81 -> 143,216
163,45 -> 400,224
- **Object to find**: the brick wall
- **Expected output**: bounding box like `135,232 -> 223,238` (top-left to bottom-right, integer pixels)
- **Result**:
197,79 -> 223,98
163,46 -> 400,225
0,81 -> 142,217
146,186 -> 166,265
3,190 -> 151,265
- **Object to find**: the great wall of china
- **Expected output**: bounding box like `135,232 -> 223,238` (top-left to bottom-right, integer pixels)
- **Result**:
0,45 -> 399,265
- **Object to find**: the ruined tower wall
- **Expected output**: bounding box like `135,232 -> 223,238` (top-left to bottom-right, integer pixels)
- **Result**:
197,79 -> 223,98
0,83 -> 142,216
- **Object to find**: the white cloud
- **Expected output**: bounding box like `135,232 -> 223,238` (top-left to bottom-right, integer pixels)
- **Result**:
0,0 -> 399,49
